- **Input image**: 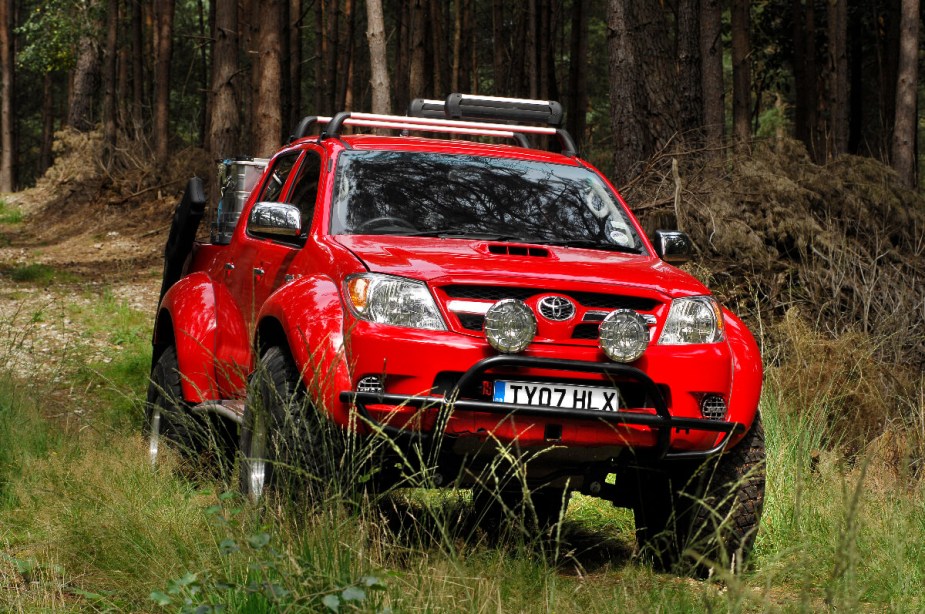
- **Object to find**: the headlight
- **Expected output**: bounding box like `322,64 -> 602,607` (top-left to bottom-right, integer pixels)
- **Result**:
345,274 -> 446,330
599,309 -> 649,363
658,296 -> 725,345
484,299 -> 536,353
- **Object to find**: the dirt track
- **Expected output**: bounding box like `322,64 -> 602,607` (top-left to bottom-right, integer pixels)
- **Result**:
0,193 -> 164,386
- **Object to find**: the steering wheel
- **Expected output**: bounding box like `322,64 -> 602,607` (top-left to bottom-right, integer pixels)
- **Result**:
354,216 -> 417,233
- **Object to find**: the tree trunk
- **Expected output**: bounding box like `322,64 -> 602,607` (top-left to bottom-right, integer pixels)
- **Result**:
701,0 -> 723,149
131,0 -> 144,136
102,0 -> 119,158
891,0 -> 919,187
0,0 -> 12,191
289,0 -> 302,128
607,0 -> 646,184
199,0 -> 209,147
827,0 -> 849,158
252,0 -> 283,155
153,0 -> 175,166
468,0 -> 478,93
336,0 -> 354,111
69,33 -> 101,133
804,1 -> 819,159
491,0 -> 506,92
678,0 -> 702,137
452,0 -> 462,92
313,0 -> 323,112
525,0 -> 537,98
429,0 -> 445,97
566,0 -> 589,151
323,0 -> 339,112
409,0 -> 426,100
731,0 -> 751,143
366,0 -> 390,115
40,72 -> 55,174
209,0 -> 238,160
848,2 -> 863,153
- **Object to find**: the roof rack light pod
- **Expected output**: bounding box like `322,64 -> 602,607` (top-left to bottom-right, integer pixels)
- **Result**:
406,98 -> 446,120
445,93 -> 564,127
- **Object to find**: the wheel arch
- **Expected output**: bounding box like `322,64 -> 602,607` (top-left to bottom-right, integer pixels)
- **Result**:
151,308 -> 175,370
155,272 -> 219,404
723,308 -> 763,446
257,275 -> 353,425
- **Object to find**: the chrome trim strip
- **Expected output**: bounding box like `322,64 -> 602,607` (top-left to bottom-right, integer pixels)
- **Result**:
447,299 -> 493,315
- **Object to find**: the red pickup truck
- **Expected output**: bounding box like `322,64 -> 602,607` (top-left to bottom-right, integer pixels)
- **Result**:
146,94 -> 764,573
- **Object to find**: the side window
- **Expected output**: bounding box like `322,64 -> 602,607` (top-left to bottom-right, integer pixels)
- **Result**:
258,153 -> 300,202
284,150 -> 322,229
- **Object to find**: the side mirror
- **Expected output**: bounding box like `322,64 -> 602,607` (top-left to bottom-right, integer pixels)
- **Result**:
652,229 -> 693,265
247,202 -> 302,240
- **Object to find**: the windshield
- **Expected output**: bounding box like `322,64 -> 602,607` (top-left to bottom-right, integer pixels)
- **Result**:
330,151 -> 645,253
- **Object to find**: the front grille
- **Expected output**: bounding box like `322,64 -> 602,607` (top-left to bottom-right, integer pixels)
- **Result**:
567,291 -> 657,310
572,323 -> 600,340
458,313 -> 485,331
444,286 -> 538,301
443,285 -> 659,311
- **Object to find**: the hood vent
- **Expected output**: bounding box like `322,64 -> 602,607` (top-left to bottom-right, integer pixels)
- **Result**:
487,244 -> 550,257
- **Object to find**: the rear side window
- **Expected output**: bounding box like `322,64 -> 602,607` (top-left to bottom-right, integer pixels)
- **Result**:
284,150 -> 322,229
258,153 -> 299,202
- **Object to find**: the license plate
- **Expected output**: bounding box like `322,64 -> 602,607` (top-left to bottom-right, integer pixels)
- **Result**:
492,380 -> 622,412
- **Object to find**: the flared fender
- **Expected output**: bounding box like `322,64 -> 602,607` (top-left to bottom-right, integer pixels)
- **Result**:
724,309 -> 764,446
156,273 -> 216,403
257,275 -> 353,425
156,273 -> 250,403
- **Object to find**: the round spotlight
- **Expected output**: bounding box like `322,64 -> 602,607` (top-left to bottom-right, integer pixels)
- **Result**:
484,299 -> 537,354
599,309 -> 649,363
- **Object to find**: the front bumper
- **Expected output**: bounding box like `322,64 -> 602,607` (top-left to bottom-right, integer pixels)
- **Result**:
339,355 -> 744,462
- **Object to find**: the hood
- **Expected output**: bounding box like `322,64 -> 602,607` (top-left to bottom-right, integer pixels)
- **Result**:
334,235 -> 709,299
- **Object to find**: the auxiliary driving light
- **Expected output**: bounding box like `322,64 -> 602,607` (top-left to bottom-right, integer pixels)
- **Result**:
484,299 -> 537,353
599,309 -> 649,363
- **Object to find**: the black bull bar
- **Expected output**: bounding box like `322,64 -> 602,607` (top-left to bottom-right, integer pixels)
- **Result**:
338,356 -> 745,462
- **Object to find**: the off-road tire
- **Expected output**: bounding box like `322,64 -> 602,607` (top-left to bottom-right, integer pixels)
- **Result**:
632,412 -> 766,575
144,346 -> 206,464
238,346 -> 344,502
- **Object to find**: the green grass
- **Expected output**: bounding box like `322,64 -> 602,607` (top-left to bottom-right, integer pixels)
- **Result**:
0,200 -> 22,224
68,289 -> 152,430
3,263 -> 78,285
1,290 -> 925,611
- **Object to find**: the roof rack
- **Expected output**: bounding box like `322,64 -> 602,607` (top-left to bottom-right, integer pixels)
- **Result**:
289,94 -> 578,156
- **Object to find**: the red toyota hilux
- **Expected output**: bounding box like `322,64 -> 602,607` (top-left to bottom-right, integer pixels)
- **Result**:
147,94 -> 765,572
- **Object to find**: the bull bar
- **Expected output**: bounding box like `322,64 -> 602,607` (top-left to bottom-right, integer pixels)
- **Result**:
339,355 -> 745,462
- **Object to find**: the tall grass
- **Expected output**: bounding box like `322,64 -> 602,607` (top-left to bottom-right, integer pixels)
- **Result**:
1,290 -> 925,611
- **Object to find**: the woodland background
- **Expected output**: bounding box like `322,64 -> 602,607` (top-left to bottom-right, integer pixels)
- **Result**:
1,1 -> 925,610
0,0 -> 922,192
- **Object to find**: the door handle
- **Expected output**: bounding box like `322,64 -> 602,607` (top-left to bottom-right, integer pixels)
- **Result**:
224,262 -> 235,271
253,267 -> 265,276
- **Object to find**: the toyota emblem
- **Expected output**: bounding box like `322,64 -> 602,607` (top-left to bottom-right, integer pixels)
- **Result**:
538,296 -> 576,321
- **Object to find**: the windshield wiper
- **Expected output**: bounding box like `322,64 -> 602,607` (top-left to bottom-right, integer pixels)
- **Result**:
540,239 -> 642,254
